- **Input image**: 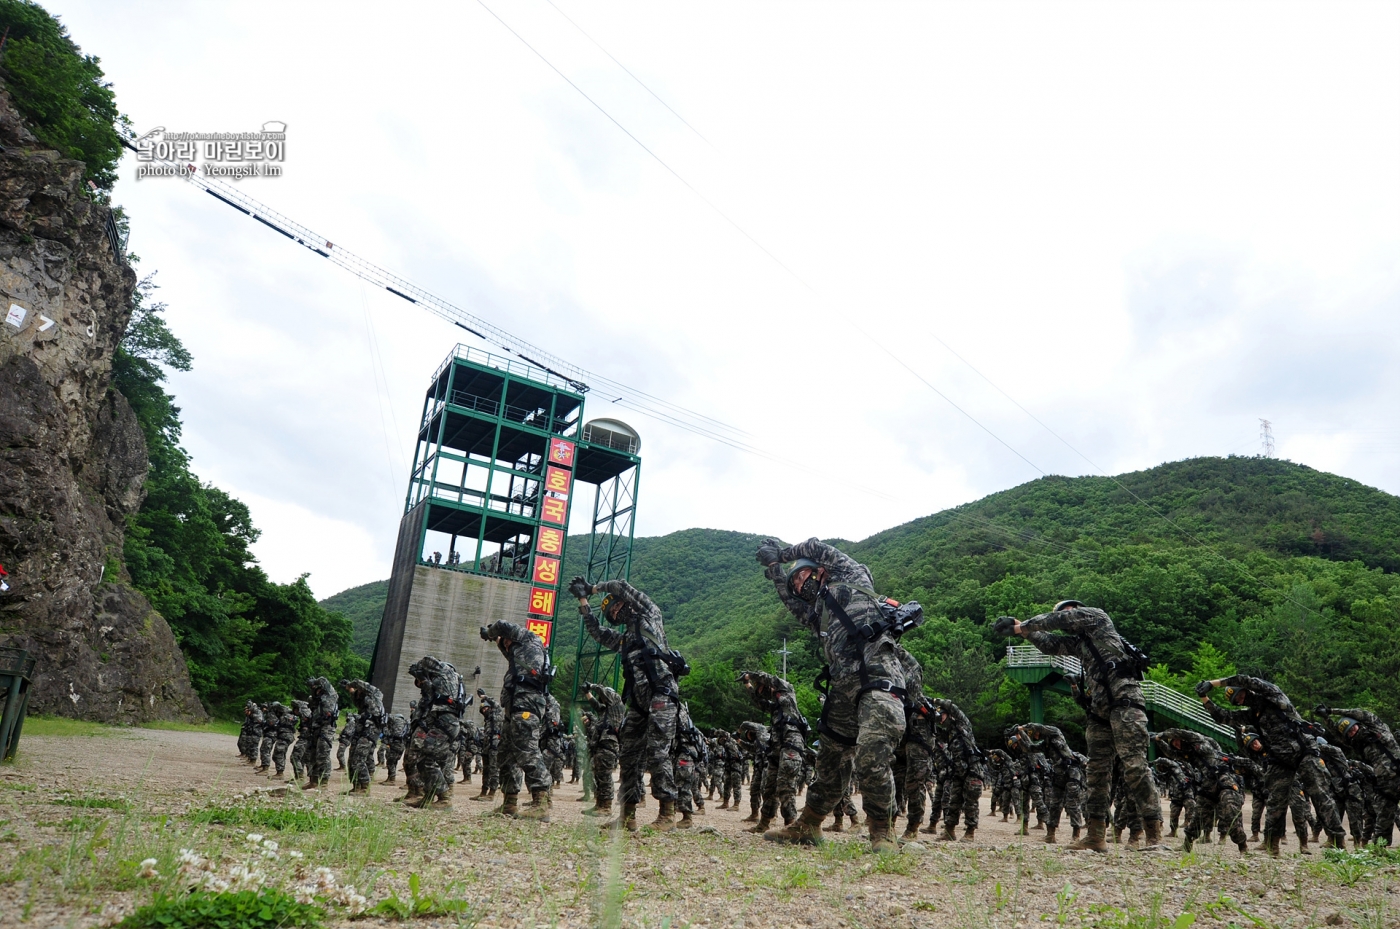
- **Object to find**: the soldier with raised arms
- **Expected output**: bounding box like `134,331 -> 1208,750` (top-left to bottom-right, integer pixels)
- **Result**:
571,575 -> 687,832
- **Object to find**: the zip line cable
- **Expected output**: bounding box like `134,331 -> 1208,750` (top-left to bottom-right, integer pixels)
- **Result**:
542,0 -> 712,147
473,6 -> 1342,621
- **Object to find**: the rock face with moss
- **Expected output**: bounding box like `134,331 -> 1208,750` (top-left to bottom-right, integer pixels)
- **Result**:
0,81 -> 204,722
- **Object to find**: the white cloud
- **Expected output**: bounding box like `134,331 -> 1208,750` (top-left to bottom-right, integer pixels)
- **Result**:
46,0 -> 1400,597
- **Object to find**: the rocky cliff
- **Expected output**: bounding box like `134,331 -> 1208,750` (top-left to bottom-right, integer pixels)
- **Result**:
0,83 -> 204,723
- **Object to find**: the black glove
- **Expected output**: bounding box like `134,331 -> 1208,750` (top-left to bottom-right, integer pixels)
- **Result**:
755,539 -> 782,567
567,576 -> 591,599
1314,704 -> 1331,716
1194,680 -> 1213,697
479,625 -> 491,641
991,616 -> 1017,637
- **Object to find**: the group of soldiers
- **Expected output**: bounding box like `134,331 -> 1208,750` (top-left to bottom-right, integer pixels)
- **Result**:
237,536 -> 1398,857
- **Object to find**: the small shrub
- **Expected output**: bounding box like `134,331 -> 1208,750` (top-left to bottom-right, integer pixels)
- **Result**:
52,793 -> 130,810
366,873 -> 473,920
117,889 -> 323,929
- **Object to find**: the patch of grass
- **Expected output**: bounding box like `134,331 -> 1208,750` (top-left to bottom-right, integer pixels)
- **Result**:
1310,845 -> 1394,887
141,719 -> 241,736
0,780 -> 35,791
366,872 -> 475,921
187,806 -> 348,832
21,716 -> 115,738
1085,896 -> 1197,929
866,851 -> 915,875
117,889 -> 323,929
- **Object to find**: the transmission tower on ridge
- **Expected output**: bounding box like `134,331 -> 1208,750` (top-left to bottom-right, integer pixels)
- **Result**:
1259,419 -> 1275,458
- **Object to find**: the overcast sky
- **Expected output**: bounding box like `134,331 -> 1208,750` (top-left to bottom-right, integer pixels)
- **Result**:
50,1 -> 1400,599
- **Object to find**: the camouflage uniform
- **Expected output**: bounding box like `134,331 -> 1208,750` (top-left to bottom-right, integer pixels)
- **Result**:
1018,605 -> 1162,845
583,683 -> 623,810
1015,723 -> 1085,842
1152,729 -> 1248,853
742,670 -> 810,828
1318,707 -> 1400,848
720,731 -> 744,807
257,705 -> 275,770
382,713 -> 409,782
1003,729 -> 1050,833
1316,739 -> 1363,845
764,540 -> 908,844
408,656 -> 467,806
337,713 -> 358,771
674,704 -> 708,824
304,677 -> 340,786
457,717 -> 481,783
477,694 -> 504,797
930,699 -> 983,839
580,579 -> 682,814
483,621 -> 553,813
343,680 -> 386,791
738,722 -> 771,821
239,701 -> 263,760
987,749 -> 1021,820
801,745 -> 817,793
1204,675 -> 1344,849
401,701 -> 423,797
289,700 -> 311,780
902,697 -> 940,838
270,703 -> 297,778
1066,751 -> 1088,833
1153,756 -> 1195,838
543,693 -> 566,787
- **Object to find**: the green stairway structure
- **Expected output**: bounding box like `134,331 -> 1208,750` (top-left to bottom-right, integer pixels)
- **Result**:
1004,645 -> 1238,751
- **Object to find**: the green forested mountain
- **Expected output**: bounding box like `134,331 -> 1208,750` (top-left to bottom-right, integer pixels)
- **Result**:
321,580 -> 389,660
336,457 -> 1400,742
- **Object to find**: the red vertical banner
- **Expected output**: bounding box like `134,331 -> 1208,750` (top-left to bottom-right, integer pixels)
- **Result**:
544,465 -> 572,496
541,495 -> 568,525
536,527 -> 564,556
527,617 -> 553,646
549,438 -> 576,468
528,587 -> 557,618
532,556 -> 560,587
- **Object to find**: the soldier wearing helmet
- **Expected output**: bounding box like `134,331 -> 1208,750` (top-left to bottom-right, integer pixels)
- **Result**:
755,537 -> 918,853
995,600 -> 1162,852
1315,705 -> 1400,846
1196,675 -> 1346,854
570,575 -> 685,833
302,676 -> 339,789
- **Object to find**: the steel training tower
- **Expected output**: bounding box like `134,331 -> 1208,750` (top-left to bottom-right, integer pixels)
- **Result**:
368,346 -> 640,712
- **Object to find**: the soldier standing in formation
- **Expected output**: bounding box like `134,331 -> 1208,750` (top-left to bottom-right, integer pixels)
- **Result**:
1012,723 -> 1085,844
740,670 -> 810,833
1153,756 -> 1194,839
289,699 -> 311,782
757,538 -> 919,853
1151,729 -> 1249,854
341,679 -> 386,795
1317,705 -> 1400,847
674,703 -> 708,828
930,699 -> 983,842
382,712 -> 409,783
268,702 -> 297,780
481,621 -> 555,821
1197,675 -> 1345,855
998,601 -> 1164,852
473,690 -> 503,801
304,676 -> 339,789
581,682 -> 623,817
407,656 -> 466,809
572,575 -> 686,832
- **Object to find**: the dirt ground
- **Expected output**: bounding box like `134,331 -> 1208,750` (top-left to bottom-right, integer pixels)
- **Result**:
2,727 -> 1398,929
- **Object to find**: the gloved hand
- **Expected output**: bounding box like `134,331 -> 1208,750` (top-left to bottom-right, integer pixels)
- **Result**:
568,576 -> 591,599
479,625 -> 491,641
1194,680 -> 1213,697
991,616 -> 1018,637
1314,704 -> 1331,716
755,539 -> 782,566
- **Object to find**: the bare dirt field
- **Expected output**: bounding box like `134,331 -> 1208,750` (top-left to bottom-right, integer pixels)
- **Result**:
2,726 -> 1397,929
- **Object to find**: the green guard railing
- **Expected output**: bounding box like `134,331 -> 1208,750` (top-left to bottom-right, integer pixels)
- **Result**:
1,647 -> 35,762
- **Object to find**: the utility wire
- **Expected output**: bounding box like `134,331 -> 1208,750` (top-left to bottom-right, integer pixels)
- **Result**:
543,0 -> 712,147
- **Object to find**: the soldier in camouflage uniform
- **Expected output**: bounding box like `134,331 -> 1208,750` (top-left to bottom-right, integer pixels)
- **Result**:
737,722 -> 771,825
931,699 -> 983,842
823,753 -> 860,832
566,734 -> 579,784
1013,723 -> 1086,844
239,701 -> 262,761
572,576 -> 685,832
801,744 -> 817,794
407,655 -> 466,809
341,679 -> 386,794
987,749 -> 1020,821
398,701 -> 424,801
481,621 -> 554,821
457,713 -> 481,784
1003,727 -> 1050,834
1001,602 -> 1164,852
582,683 -> 624,815
336,712 -> 358,771
289,699 -> 312,781
1153,756 -> 1195,838
1317,705 -> 1400,848
473,691 -> 503,801
1198,675 -> 1345,854
758,539 -> 914,852
1314,737 -> 1363,847
674,703 -> 708,828
1066,750 -> 1088,839
303,677 -> 339,789
1152,729 -> 1249,854
269,703 -> 297,779
721,731 -> 745,810
382,712 -> 409,783
741,670 -> 810,832
256,704 -> 276,772
544,692 -> 566,788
